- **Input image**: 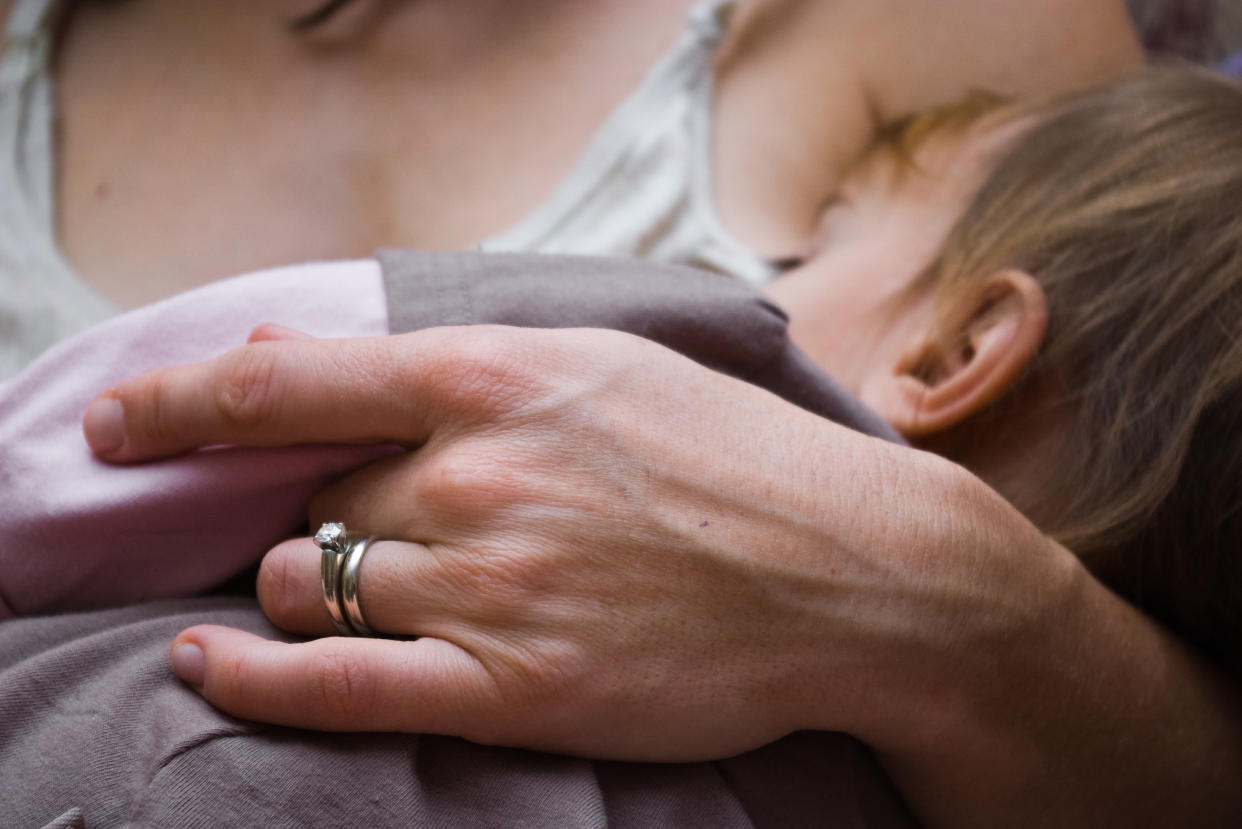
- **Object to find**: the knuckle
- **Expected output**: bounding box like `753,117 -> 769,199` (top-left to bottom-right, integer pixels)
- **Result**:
440,549 -> 523,602
215,646 -> 253,705
132,369 -> 175,447
435,544 -> 569,627
213,347 -> 283,431
415,446 -> 530,516
306,649 -> 375,719
256,551 -> 299,626
422,328 -> 555,419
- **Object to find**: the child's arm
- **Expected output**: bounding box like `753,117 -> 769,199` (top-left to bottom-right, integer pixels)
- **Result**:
0,260 -> 392,618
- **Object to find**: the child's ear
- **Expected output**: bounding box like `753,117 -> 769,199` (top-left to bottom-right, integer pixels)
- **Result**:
861,269 -> 1047,438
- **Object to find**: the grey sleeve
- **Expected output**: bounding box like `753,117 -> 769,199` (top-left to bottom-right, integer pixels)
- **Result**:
2,252 -> 919,828
378,250 -> 904,444
1,600 -> 917,829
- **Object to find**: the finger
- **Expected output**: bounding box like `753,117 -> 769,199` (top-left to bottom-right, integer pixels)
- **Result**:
306,443 -> 518,540
247,323 -> 317,343
82,327 -> 533,462
169,625 -> 501,734
257,538 -> 342,635
82,337 -> 424,461
258,537 -> 457,639
306,450 -> 441,538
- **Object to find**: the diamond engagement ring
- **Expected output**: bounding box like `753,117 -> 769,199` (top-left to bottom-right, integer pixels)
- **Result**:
316,522 -> 376,636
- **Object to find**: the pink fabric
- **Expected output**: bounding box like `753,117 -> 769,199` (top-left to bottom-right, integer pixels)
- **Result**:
0,260 -> 395,619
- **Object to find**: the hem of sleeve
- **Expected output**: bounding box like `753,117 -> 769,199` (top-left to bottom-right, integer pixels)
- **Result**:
376,250 -> 482,334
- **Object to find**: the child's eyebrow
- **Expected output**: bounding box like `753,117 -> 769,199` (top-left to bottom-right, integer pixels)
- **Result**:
872,89 -> 1011,169
817,193 -> 845,212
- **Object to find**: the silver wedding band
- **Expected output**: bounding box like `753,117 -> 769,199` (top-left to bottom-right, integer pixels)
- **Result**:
316,522 -> 377,636
340,536 -> 376,636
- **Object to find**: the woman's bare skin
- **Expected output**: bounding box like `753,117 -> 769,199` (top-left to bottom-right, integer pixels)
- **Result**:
18,3 -> 1240,829
32,0 -> 1140,308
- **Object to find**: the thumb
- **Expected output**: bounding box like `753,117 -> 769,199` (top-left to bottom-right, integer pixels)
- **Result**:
169,625 -> 500,735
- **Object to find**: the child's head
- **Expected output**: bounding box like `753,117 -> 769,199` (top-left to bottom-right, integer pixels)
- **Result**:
771,65 -> 1242,667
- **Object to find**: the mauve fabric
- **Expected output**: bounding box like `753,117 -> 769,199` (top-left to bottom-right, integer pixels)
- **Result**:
1,599 -> 916,829
379,250 -> 902,441
0,259 -> 392,619
1,251 -> 915,827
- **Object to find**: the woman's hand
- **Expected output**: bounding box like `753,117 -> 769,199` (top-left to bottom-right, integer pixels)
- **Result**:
85,324 -> 1242,826
84,324 -> 1038,761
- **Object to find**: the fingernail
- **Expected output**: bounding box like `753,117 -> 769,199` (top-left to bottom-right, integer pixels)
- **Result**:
170,642 -> 206,688
83,396 -> 126,455
248,323 -> 316,343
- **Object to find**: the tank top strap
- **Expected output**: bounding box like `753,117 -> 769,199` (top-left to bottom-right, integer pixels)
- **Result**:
686,0 -> 734,47
482,0 -> 754,263
2,0 -> 62,74
1,0 -> 64,226
0,0 -> 100,379
616,0 -> 735,121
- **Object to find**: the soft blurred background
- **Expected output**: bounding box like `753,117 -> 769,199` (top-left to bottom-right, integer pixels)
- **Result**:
1127,0 -> 1242,62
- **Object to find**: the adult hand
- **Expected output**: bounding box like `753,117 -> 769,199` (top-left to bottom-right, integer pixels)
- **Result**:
85,324 -> 1057,763
85,325 -> 1242,828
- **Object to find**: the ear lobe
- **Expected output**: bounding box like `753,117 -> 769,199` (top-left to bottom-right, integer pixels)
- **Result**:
863,270 -> 1048,439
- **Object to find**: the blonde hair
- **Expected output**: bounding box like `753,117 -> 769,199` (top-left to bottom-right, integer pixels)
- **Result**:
873,88 -> 1011,167
922,65 -> 1242,667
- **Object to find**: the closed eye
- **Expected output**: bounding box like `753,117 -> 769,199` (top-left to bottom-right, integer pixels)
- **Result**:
769,256 -> 807,272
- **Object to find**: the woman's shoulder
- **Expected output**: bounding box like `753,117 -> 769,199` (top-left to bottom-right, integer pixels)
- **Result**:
847,0 -> 1142,118
710,0 -> 1141,253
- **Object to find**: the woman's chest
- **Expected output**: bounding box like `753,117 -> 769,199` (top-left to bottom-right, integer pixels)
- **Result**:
50,0 -> 868,310
53,0 -> 700,309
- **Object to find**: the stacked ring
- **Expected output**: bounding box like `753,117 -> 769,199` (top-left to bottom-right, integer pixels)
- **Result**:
340,536 -> 376,636
315,522 -> 377,636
